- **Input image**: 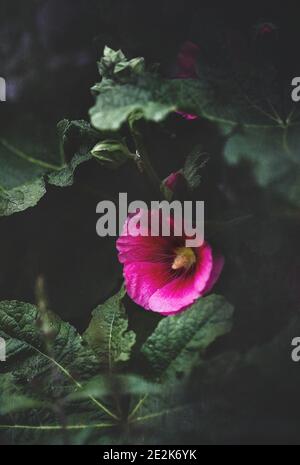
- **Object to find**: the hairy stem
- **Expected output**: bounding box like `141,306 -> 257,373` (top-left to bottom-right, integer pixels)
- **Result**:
129,118 -> 163,198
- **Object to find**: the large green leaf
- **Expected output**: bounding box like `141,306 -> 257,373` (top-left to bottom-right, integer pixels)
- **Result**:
89,46 -> 176,131
48,119 -> 99,187
0,119 -> 98,216
0,300 -> 99,383
191,18 -> 300,207
0,300 -> 122,444
142,294 -> 234,381
0,300 -> 167,445
83,287 -> 136,371
0,118 -> 60,216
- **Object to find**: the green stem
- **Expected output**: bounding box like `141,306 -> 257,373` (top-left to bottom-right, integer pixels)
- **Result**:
0,138 -> 64,171
30,345 -> 119,421
0,423 -> 115,431
129,404 -> 188,424
129,119 -> 163,198
127,394 -> 148,421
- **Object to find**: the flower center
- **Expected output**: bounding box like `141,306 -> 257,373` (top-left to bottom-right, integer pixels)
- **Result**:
172,247 -> 196,270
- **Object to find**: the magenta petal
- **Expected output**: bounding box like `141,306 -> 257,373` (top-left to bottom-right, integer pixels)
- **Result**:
202,254 -> 224,295
123,261 -> 171,310
117,234 -> 170,264
176,111 -> 199,120
176,41 -> 200,79
148,243 -> 213,315
117,210 -> 224,316
148,277 -> 200,315
193,243 -> 214,293
116,210 -> 172,264
164,171 -> 180,191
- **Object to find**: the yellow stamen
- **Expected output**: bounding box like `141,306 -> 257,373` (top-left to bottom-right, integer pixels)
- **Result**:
172,247 -> 196,270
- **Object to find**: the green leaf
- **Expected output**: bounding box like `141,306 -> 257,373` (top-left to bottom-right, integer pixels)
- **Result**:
142,294 -> 234,381
0,119 -> 61,216
89,47 -> 175,130
0,300 -> 120,444
89,45 -> 300,206
91,139 -> 132,169
93,46 -> 145,87
0,300 -> 98,382
190,22 -> 300,207
0,373 -> 45,415
90,80 -> 175,131
0,118 -> 98,216
69,374 -> 159,402
189,24 -> 300,207
83,287 -> 136,371
48,119 -> 99,187
183,148 -> 209,191
0,179 -> 46,216
222,124 -> 300,206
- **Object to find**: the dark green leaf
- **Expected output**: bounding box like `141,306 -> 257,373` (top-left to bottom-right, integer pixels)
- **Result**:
83,287 -> 136,371
183,148 -> 209,190
90,45 -> 300,206
0,301 -> 119,444
0,119 -> 61,216
0,300 -> 98,381
142,294 -> 234,381
48,119 -> 99,187
0,119 -> 99,216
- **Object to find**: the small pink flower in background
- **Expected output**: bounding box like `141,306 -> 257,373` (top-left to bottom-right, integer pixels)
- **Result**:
177,112 -> 199,121
254,21 -> 277,37
163,171 -> 184,192
176,41 -> 200,79
175,41 -> 200,120
116,210 -> 224,315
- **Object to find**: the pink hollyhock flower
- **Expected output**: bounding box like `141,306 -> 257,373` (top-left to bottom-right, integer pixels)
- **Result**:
116,210 -> 224,315
175,41 -> 200,120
